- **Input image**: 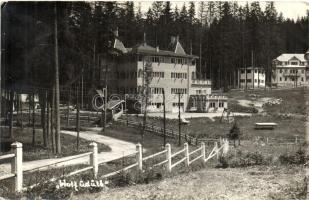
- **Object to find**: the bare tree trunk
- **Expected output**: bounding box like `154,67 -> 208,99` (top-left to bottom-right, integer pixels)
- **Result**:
41,92 -> 47,147
9,90 -> 14,139
46,92 -> 50,148
20,94 -> 23,129
51,88 -> 56,154
54,3 -> 61,154
32,93 -> 35,145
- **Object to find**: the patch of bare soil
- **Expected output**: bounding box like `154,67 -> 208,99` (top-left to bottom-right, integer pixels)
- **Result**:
73,166 -> 305,200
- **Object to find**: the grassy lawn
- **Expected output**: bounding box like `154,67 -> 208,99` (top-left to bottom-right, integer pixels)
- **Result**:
226,88 -> 307,115
123,114 -> 306,141
0,127 -> 111,161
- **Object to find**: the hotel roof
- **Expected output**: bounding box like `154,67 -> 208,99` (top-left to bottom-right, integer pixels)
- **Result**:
274,54 -> 306,62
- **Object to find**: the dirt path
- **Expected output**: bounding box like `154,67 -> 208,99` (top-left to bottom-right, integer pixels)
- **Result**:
0,129 -> 136,174
74,167 -> 304,200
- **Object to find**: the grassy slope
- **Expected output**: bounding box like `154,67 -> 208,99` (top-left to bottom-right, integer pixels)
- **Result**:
74,166 -> 306,200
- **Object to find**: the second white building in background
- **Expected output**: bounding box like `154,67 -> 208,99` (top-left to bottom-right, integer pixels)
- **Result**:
237,67 -> 266,89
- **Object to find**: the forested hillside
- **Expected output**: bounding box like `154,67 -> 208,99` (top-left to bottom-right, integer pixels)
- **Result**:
2,1 -> 308,90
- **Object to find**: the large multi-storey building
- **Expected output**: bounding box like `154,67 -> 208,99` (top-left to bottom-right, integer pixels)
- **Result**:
237,67 -> 266,89
99,31 -> 227,112
272,54 -> 309,87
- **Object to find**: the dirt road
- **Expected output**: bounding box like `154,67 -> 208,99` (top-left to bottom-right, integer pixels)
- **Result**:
0,129 -> 136,173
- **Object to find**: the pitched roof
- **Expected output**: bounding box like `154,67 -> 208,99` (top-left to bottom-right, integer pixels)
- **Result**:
129,43 -> 197,58
113,38 -> 127,53
275,54 -> 306,62
168,36 -> 186,55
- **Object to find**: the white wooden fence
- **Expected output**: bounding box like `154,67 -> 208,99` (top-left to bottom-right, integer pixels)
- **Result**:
0,139 -> 229,193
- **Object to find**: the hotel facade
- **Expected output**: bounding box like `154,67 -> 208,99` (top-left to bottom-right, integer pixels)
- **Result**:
99,31 -> 227,113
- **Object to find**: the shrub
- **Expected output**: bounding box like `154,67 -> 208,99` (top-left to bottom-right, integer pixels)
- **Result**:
279,149 -> 306,165
228,151 -> 271,167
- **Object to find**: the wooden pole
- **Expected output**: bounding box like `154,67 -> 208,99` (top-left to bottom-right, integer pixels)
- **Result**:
178,93 -> 181,146
54,3 -> 61,154
67,87 -> 70,127
32,93 -> 35,145
76,84 -> 80,150
163,89 -> 166,146
9,90 -> 14,138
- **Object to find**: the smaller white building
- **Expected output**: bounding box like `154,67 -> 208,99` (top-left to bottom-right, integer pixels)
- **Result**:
272,54 -> 309,88
237,67 -> 266,89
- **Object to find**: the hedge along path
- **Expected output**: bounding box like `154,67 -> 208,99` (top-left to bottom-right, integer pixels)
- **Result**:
0,129 -> 136,174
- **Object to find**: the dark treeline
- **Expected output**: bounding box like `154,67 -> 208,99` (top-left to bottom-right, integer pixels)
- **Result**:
2,1 -> 309,91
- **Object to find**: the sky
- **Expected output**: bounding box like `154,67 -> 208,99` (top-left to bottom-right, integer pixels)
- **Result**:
137,1 -> 309,20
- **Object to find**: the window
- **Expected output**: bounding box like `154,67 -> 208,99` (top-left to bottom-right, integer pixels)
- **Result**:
209,102 -> 216,108
285,69 -> 288,73
171,72 -> 187,79
138,56 -> 143,61
151,87 -> 163,94
247,70 -> 251,73
302,70 -> 304,74
171,88 -> 187,94
173,102 -> 184,107
301,77 -> 304,82
254,79 -> 257,83
171,58 -> 175,63
191,59 -> 195,65
219,102 -> 224,107
241,70 -> 245,74
279,69 -> 282,73
280,77 -> 282,81
240,79 -> 245,83
290,69 -> 293,73
247,79 -> 252,83
152,72 -> 164,78
291,61 -> 298,65
285,77 -> 287,81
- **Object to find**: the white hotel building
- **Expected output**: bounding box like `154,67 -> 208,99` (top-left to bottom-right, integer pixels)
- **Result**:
99,31 -> 227,113
272,54 -> 309,87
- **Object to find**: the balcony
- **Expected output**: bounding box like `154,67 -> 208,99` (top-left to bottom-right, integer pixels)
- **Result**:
191,79 -> 212,86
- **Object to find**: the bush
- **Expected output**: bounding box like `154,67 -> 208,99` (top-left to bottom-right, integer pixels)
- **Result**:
279,149 -> 307,165
228,151 -> 272,167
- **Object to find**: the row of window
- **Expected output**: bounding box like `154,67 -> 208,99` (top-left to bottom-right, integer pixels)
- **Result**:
240,79 -> 264,83
150,87 -> 164,94
240,69 -> 264,74
279,77 -> 305,82
209,102 -> 225,108
116,70 -> 194,80
138,56 -> 195,65
279,69 -> 305,74
277,61 -> 308,66
171,88 -> 187,94
171,72 -> 187,79
152,72 -> 164,78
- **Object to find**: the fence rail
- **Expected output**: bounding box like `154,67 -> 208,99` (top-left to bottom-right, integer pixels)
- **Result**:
1,139 -> 229,193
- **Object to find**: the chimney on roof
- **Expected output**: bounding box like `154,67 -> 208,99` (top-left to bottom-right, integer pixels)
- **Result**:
113,27 -> 119,37
171,36 -> 176,44
156,46 -> 159,52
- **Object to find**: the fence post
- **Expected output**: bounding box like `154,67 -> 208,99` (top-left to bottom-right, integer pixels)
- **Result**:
214,142 -> 219,160
201,142 -> 206,162
184,143 -> 189,167
223,139 -> 229,156
165,143 -> 171,172
136,143 -> 142,171
11,142 -> 23,192
89,142 -> 98,178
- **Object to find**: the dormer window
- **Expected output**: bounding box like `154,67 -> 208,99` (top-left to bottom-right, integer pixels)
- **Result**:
291,61 -> 298,65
